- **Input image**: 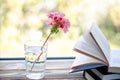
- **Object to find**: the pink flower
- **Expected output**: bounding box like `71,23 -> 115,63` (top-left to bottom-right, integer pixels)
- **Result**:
46,12 -> 70,33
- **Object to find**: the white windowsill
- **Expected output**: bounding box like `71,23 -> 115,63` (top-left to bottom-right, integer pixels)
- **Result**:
0,59 -> 83,79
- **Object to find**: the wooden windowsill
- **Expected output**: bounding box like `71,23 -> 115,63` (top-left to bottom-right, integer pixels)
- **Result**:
0,59 -> 84,80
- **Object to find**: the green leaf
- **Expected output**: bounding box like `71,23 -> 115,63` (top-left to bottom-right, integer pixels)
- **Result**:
51,26 -> 59,34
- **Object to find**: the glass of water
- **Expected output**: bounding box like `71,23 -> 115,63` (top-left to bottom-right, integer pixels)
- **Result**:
24,40 -> 47,79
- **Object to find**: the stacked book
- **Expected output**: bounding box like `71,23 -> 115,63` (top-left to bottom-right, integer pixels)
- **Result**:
83,66 -> 120,80
70,23 -> 120,80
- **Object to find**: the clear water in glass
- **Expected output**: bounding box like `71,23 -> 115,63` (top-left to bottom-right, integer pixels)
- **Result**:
25,46 -> 47,79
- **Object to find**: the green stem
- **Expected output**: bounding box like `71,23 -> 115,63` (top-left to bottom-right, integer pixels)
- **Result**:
30,32 -> 52,71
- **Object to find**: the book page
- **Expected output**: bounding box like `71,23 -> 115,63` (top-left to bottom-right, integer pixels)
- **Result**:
74,36 -> 107,64
71,52 -> 106,70
83,29 -> 107,62
109,50 -> 120,73
90,23 -> 110,63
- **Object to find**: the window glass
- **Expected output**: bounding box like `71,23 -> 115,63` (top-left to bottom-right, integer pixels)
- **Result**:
0,0 -> 120,58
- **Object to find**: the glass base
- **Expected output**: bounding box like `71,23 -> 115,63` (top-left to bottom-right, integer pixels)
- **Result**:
26,72 -> 45,79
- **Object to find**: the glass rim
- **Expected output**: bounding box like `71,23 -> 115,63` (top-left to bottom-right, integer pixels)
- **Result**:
24,39 -> 48,48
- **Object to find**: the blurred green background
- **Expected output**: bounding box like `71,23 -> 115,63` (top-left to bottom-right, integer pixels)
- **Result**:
0,0 -> 120,58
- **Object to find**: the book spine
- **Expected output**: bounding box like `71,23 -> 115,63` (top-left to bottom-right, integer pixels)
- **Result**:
85,70 -> 102,80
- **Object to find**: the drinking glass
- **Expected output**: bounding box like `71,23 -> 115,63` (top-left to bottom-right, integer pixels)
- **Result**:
24,40 -> 47,79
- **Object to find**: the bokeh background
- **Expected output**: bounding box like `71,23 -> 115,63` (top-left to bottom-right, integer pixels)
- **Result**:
0,0 -> 120,58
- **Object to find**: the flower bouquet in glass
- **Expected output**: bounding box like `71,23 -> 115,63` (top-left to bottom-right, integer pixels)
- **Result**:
24,11 -> 70,79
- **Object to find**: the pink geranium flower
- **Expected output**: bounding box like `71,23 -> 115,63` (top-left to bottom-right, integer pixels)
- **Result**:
46,12 -> 70,33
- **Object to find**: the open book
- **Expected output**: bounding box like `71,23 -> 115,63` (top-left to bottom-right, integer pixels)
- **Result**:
70,23 -> 120,73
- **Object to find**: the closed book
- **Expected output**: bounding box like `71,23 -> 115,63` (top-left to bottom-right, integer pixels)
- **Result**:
84,67 -> 120,80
